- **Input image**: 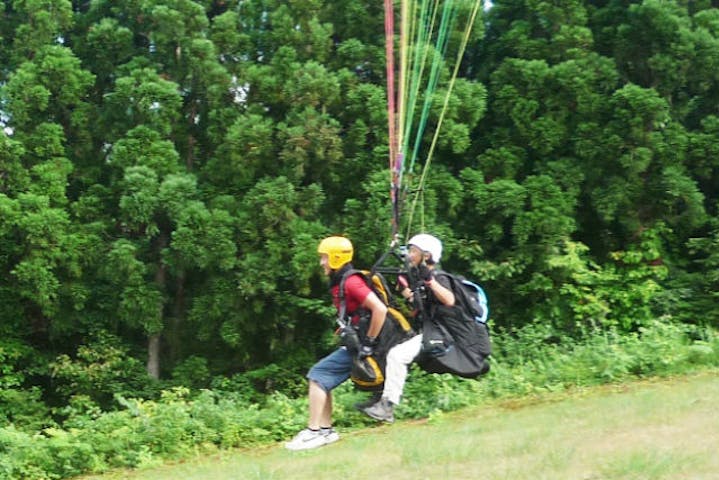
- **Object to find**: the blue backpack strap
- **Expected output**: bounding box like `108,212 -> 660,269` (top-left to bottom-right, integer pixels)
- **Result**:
434,270 -> 489,324
460,278 -> 489,324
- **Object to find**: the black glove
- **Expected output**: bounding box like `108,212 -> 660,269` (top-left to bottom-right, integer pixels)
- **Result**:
417,264 -> 432,282
340,326 -> 360,352
359,335 -> 378,358
358,344 -> 374,358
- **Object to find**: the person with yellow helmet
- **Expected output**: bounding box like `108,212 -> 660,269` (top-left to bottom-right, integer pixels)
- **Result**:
285,236 -> 388,451
361,233 -> 455,423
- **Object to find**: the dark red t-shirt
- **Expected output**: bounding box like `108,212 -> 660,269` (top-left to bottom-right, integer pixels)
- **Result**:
330,273 -> 372,325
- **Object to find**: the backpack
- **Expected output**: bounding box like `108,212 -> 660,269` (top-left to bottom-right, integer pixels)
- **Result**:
450,275 -> 489,325
417,271 -> 491,379
338,269 -> 416,391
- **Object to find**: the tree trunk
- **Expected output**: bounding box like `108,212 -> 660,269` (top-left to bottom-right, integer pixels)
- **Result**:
147,333 -> 161,379
168,272 -> 186,365
147,231 -> 170,379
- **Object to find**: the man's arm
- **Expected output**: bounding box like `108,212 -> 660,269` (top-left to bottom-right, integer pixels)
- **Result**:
426,276 -> 455,306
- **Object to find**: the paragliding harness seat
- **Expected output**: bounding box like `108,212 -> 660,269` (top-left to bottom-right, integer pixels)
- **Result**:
337,269 -> 416,391
417,271 -> 491,379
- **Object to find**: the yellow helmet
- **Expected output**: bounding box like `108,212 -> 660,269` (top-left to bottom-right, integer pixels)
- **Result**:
317,236 -> 353,269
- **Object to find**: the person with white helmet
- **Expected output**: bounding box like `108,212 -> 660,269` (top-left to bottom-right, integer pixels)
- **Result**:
285,236 -> 388,451
361,233 -> 455,423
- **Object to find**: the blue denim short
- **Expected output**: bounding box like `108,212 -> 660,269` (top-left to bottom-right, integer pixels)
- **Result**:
307,347 -> 353,392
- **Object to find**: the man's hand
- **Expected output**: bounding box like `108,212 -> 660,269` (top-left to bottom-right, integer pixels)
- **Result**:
359,336 -> 378,357
359,344 -> 374,358
340,326 -> 360,351
417,264 -> 432,282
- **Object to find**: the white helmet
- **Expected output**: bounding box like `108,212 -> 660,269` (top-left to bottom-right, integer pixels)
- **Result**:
408,233 -> 442,263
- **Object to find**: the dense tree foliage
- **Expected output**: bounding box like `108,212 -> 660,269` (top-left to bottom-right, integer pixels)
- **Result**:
0,0 -> 717,431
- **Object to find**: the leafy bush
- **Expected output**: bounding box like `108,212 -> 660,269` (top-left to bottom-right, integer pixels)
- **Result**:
1,321 -> 716,480
402,319 -> 718,412
0,387 -> 53,433
0,340 -> 53,432
535,233 -> 669,335
49,333 -> 160,410
0,425 -> 100,480
171,356 -> 211,389
209,361 -> 310,404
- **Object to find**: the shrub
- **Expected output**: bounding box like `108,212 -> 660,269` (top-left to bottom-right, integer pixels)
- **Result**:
49,333 -> 159,410
2,321 -> 716,480
0,387 -> 54,432
172,356 -> 211,390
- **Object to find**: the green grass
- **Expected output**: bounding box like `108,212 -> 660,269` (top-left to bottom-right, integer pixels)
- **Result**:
78,371 -> 719,480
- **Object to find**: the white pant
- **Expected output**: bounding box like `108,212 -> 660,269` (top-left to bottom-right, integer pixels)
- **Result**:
383,334 -> 423,405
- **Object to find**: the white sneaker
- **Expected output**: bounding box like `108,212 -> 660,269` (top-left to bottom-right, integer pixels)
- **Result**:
321,427 -> 340,445
285,428 -> 340,451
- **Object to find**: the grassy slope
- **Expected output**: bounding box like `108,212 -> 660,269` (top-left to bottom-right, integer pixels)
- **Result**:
80,371 -> 719,480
